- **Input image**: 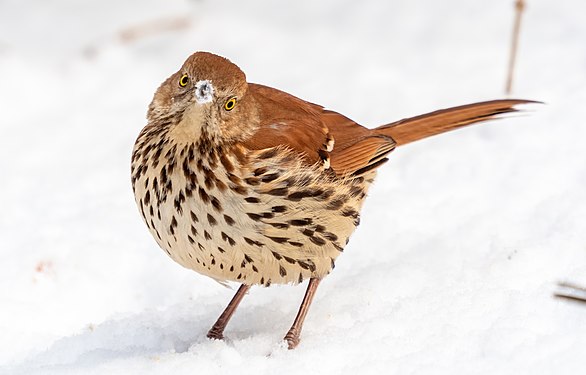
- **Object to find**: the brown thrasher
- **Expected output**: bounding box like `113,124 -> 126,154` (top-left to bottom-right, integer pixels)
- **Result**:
131,52 -> 532,349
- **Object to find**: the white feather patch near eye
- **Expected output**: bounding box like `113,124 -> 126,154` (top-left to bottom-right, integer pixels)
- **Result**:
194,80 -> 214,104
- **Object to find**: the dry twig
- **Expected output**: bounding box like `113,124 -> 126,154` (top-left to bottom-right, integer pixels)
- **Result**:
554,281 -> 586,304
505,0 -> 526,95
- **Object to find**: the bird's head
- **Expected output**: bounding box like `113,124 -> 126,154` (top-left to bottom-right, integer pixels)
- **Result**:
147,52 -> 258,145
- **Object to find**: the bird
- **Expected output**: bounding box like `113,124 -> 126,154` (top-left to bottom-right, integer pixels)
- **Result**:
131,51 -> 533,349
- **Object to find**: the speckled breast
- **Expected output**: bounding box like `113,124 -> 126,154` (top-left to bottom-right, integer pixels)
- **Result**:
132,129 -> 374,286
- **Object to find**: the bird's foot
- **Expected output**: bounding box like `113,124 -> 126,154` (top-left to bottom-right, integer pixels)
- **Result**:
284,329 -> 300,349
206,326 -> 224,341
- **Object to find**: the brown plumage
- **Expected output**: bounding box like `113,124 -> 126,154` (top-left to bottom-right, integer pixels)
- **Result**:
131,51 -> 534,349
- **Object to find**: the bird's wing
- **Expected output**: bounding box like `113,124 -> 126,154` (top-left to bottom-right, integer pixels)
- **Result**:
243,84 -> 396,177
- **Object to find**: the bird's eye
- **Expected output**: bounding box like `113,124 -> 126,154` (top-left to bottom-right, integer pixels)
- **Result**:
179,74 -> 189,87
224,97 -> 237,111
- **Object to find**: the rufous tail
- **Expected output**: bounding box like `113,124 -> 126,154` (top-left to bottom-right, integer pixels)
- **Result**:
376,99 -> 537,146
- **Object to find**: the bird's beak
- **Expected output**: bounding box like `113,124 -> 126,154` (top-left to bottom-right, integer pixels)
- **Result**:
194,80 -> 214,104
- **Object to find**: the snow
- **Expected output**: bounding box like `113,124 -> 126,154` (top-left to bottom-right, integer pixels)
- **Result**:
1,0 -> 586,374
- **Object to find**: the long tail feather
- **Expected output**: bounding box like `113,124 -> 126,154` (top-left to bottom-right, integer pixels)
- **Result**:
376,99 -> 538,146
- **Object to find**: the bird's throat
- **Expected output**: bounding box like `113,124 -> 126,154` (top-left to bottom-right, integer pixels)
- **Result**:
170,104 -> 219,146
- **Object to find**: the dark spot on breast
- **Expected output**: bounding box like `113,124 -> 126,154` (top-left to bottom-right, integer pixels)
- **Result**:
144,190 -> 150,205
223,214 -> 235,226
265,235 -> 289,244
247,213 -> 262,221
289,241 -> 303,247
309,236 -> 326,246
272,205 -> 287,213
245,197 -> 260,203
279,265 -> 287,277
283,256 -> 296,264
174,193 -> 185,214
261,173 -> 280,183
289,218 -> 313,226
217,246 -> 225,253
216,180 -> 227,192
267,187 -> 288,196
301,229 -> 314,237
253,167 -> 268,176
287,188 -> 327,202
220,154 -> 234,172
244,237 -> 264,247
245,177 -> 260,186
314,225 -> 326,233
204,230 -> 212,240
323,232 -> 338,241
187,235 -> 195,244
227,173 -> 240,184
198,187 -> 210,203
169,218 -> 177,235
326,196 -> 346,210
222,232 -> 236,246
341,207 -> 359,218
190,211 -> 199,223
190,225 -> 198,237
298,260 -> 316,272
350,186 -> 363,197
210,196 -> 222,212
198,242 -> 205,251
207,214 -> 217,226
271,251 -> 282,260
230,184 -> 248,195
230,265 -> 234,272
298,273 -> 304,284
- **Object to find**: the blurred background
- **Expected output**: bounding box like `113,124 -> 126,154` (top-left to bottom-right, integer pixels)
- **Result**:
1,0 -> 585,374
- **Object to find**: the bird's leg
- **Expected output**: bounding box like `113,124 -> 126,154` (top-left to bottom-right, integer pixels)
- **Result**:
284,277 -> 322,349
207,284 -> 251,340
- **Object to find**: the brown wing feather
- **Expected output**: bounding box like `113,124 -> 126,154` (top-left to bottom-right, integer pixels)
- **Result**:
329,136 -> 395,176
242,84 -> 396,177
242,86 -> 534,178
242,84 -> 330,164
376,99 -> 536,145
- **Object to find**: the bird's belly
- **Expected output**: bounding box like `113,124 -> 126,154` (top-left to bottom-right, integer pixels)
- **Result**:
132,144 -> 372,285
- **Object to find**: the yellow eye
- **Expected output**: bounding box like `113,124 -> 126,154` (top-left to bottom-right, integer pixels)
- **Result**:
179,74 -> 189,87
224,97 -> 237,111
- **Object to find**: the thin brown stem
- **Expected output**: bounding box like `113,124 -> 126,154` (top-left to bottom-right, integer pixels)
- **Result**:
554,281 -> 586,304
284,278 -> 322,349
207,284 -> 251,340
505,0 -> 526,95
554,294 -> 586,303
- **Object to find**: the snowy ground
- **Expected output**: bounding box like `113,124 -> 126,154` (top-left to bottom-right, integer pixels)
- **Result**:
1,0 -> 585,374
